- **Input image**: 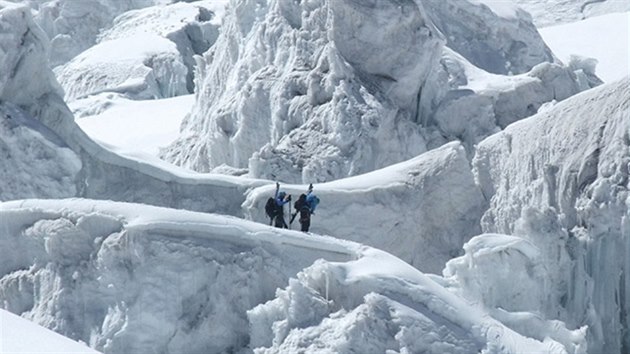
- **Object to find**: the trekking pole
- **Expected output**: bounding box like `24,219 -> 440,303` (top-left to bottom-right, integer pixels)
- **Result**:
288,197 -> 291,230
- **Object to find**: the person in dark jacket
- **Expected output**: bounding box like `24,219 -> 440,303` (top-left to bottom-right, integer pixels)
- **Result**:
295,188 -> 319,232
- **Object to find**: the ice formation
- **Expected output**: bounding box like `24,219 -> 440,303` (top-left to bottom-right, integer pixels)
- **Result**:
162,0 -> 444,181
162,0 -> 589,183
0,199 -> 586,353
472,77 -> 630,353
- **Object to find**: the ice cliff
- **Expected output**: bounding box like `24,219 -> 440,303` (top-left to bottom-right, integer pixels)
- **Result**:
472,77 -> 630,353
162,0 -> 591,183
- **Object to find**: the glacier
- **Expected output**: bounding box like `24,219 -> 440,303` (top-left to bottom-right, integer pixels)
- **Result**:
1,0 -> 629,353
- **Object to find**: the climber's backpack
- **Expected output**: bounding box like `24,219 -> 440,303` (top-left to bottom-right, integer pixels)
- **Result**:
294,194 -> 307,211
265,197 -> 276,218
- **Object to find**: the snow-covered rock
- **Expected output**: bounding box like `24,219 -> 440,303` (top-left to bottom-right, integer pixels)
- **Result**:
244,142 -> 486,274
472,77 -> 630,353
422,0 -> 554,75
54,33 -> 188,101
162,0 -> 444,181
98,0 -> 220,92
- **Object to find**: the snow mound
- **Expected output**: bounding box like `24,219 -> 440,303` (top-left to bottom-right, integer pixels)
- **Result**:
472,77 -> 630,353
54,33 -> 188,101
422,0 -> 554,75
162,0 -> 444,181
98,0 -> 220,92
244,142 -> 486,274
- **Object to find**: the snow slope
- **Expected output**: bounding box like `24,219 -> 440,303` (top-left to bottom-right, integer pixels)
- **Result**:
540,12 -> 630,83
515,0 -> 630,27
72,93 -> 194,156
0,309 -> 101,354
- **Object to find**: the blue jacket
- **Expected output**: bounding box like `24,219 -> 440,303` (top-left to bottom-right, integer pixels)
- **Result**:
305,192 -> 319,213
275,190 -> 289,207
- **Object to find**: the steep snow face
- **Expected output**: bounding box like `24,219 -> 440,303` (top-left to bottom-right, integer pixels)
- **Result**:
0,199 -> 357,354
422,0 -> 554,75
472,78 -> 630,353
97,0 -> 220,92
248,248 -> 586,353
162,0 -> 444,182
243,142 -> 486,274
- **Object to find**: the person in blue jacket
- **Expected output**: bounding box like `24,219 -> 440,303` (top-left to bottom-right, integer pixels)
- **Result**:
273,183 -> 291,228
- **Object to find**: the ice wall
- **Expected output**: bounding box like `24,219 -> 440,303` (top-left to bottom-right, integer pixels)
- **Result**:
243,142 -> 486,274
162,0 -> 444,182
422,0 -> 554,75
472,77 -> 630,353
0,199 -> 356,353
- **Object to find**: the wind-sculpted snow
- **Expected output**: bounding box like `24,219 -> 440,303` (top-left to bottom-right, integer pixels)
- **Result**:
162,0 -> 444,182
98,1 -> 219,92
248,247 -> 586,353
244,142 -> 486,274
54,34 -> 188,101
0,199 -> 356,353
472,77 -> 630,353
422,0 -> 554,75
